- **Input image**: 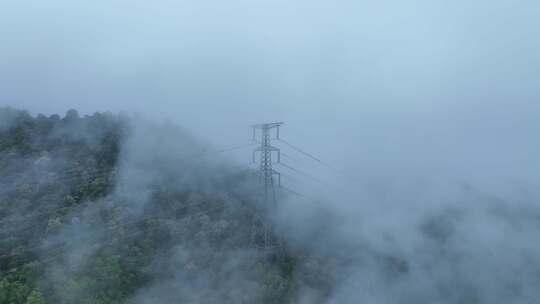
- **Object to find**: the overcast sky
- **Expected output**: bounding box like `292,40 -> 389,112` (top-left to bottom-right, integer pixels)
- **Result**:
1,0 -> 539,192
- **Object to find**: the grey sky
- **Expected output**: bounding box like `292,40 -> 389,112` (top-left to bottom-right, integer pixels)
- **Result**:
1,0 -> 539,188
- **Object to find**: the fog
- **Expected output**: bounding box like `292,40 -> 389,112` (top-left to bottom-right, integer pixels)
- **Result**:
2,0 -> 539,164
1,0 -> 540,303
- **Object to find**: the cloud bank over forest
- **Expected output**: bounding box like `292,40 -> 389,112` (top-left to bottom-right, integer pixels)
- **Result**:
1,0 -> 540,303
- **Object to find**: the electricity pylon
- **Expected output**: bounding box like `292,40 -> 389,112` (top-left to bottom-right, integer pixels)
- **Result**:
251,122 -> 283,252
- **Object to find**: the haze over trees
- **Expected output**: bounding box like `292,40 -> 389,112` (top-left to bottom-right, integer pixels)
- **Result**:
2,107 -> 540,304
0,108 -> 336,304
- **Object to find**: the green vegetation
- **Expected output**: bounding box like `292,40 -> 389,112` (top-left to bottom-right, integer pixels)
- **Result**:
0,108 -> 331,304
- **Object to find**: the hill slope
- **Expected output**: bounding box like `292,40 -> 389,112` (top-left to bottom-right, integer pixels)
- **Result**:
0,108 -> 331,304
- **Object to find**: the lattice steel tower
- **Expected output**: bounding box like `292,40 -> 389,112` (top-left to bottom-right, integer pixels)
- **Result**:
251,122 -> 283,251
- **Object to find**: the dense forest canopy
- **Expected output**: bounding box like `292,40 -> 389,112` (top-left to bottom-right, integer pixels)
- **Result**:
0,108 -> 335,304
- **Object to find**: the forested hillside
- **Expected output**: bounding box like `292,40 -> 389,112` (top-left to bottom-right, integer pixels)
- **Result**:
3,107 -> 539,304
0,108 -> 332,304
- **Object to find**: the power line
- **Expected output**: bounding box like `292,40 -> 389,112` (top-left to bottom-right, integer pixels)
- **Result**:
0,202 -> 229,266
277,162 -> 324,184
277,138 -> 327,166
218,142 -> 257,153
279,186 -> 320,203
279,172 -> 322,189
0,169 -> 115,194
0,139 -> 267,272
278,138 -> 357,184
2,142 -> 253,192
0,218 -> 258,275
0,165 -> 253,245
0,177 -> 251,242
0,142 -> 257,231
280,152 -> 303,163
171,142 -> 257,164
0,171 -> 116,230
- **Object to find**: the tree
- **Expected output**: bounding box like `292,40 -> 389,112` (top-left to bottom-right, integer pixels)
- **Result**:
64,109 -> 79,121
24,290 -> 47,304
0,277 -> 30,304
